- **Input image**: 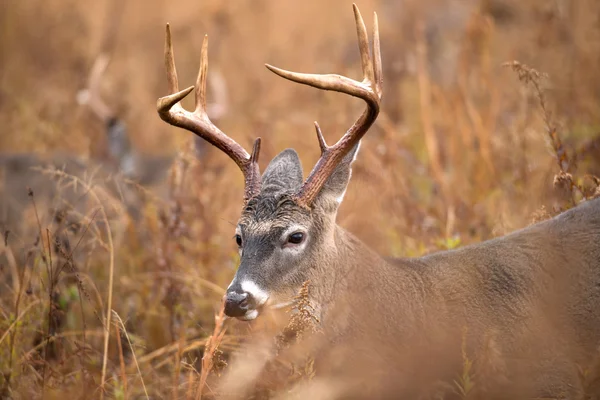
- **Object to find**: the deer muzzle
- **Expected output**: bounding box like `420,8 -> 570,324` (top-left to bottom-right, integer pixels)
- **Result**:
224,280 -> 270,320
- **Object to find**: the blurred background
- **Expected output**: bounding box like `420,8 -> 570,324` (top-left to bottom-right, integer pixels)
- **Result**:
1,0 -> 600,398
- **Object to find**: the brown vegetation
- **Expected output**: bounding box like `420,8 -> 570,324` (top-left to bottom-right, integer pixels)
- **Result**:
1,0 -> 600,398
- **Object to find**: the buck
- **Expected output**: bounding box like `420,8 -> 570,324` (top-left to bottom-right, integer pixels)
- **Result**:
158,4 -> 600,398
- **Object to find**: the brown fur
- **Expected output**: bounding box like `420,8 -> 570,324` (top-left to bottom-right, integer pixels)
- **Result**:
223,151 -> 600,398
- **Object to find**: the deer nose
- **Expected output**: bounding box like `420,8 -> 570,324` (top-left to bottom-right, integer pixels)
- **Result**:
224,290 -> 254,317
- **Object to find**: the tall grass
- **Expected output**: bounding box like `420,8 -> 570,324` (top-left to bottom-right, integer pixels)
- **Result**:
1,0 -> 600,398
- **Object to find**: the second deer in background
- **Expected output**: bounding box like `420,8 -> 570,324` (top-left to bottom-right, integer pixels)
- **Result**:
76,50 -> 230,188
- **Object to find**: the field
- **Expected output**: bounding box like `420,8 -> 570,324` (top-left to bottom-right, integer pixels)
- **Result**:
1,0 -> 600,398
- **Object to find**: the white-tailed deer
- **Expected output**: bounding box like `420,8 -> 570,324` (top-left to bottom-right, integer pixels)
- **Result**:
157,4 -> 600,398
77,53 -> 173,187
77,50 -> 229,182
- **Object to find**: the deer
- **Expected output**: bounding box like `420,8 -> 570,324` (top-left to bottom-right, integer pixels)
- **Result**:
157,4 -> 600,399
0,16 -> 231,237
77,49 -> 230,184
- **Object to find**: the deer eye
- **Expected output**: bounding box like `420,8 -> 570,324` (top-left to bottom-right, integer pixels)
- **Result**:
287,232 -> 305,245
235,234 -> 243,247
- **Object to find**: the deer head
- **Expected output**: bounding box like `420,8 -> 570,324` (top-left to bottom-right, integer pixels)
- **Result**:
157,4 -> 382,320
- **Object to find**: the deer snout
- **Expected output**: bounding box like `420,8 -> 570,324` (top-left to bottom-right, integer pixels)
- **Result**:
224,280 -> 270,320
224,290 -> 255,318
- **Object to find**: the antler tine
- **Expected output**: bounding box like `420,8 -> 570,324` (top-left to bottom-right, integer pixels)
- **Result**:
88,54 -> 110,94
164,24 -> 180,95
195,35 -> 209,113
353,3 -> 374,86
265,4 -> 382,207
314,121 -> 328,154
157,24 -> 262,202
373,12 -> 383,97
78,0 -> 125,124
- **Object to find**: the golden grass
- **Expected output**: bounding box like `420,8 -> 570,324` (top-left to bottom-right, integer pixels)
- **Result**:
1,0 -> 600,398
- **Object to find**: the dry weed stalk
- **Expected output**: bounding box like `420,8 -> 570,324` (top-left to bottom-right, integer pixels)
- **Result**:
415,20 -> 447,202
270,281 -> 321,387
114,320 -> 128,399
504,61 -> 600,208
195,301 -> 227,399
5,171 -> 113,397
112,310 -> 149,399
277,281 -> 320,348
28,189 -> 60,398
458,11 -> 497,180
31,166 -> 117,399
454,327 -> 475,399
1,229 -> 34,395
156,137 -> 195,342
530,205 -> 551,225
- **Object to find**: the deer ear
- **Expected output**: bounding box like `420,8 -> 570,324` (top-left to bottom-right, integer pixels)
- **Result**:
315,141 -> 361,211
261,149 -> 304,195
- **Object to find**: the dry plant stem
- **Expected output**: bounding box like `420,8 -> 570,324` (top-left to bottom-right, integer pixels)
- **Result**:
170,283 -> 188,400
43,229 -> 54,385
39,169 -> 116,398
2,299 -> 39,392
186,367 -> 196,400
36,212 -> 94,397
62,271 -> 105,319
3,235 -> 20,306
113,311 -> 149,399
0,299 -> 41,346
457,16 -> 496,179
131,335 -> 236,368
503,61 -> 586,204
35,167 -> 123,251
157,145 -> 191,344
47,208 -> 100,392
56,209 -> 102,384
19,329 -> 106,364
196,303 -> 227,399
40,170 -> 117,399
172,341 -> 181,400
4,243 -> 33,391
415,21 -> 447,201
172,324 -> 187,400
29,190 -> 52,398
29,190 -> 51,283
114,322 -> 128,400
151,339 -> 236,370
459,82 -> 495,175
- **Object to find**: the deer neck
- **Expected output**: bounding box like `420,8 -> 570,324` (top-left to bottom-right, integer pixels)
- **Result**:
306,223 -> 429,338
305,224 -> 385,319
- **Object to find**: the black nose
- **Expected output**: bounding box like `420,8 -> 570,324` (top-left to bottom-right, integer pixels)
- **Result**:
224,291 -> 253,317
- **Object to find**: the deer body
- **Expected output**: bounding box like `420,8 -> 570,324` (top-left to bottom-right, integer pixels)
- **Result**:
157,4 -> 600,398
299,197 -> 600,397
225,148 -> 600,398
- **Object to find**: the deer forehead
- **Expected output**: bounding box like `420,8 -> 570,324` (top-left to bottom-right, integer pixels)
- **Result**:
241,220 -> 282,235
238,219 -> 308,236
239,199 -> 312,234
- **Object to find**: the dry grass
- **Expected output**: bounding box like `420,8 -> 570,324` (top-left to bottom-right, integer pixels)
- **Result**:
2,0 -> 600,398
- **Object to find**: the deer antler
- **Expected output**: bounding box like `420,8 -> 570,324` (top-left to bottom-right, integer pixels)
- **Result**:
157,24 -> 261,203
77,0 -> 125,124
265,4 -> 382,207
77,53 -> 116,123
